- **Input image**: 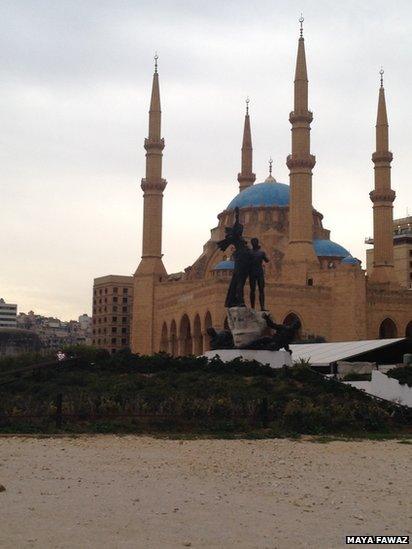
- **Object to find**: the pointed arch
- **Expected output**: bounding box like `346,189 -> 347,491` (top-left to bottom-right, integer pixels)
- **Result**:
179,314 -> 192,356
193,314 -> 203,355
282,312 -> 302,341
203,311 -> 213,351
379,318 -> 398,339
406,321 -> 412,339
170,320 -> 177,356
160,322 -> 168,353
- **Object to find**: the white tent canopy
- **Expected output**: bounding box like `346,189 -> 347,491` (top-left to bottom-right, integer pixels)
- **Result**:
290,338 -> 404,366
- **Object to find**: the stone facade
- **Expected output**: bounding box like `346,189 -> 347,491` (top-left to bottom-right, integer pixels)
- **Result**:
366,216 -> 412,289
98,26 -> 412,356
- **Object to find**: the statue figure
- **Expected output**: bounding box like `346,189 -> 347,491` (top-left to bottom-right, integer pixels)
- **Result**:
240,313 -> 301,353
217,207 -> 251,308
249,238 -> 269,310
206,327 -> 234,350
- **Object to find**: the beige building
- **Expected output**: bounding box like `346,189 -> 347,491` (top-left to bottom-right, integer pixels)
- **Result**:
95,24 -> 412,356
366,216 -> 412,289
92,275 -> 133,353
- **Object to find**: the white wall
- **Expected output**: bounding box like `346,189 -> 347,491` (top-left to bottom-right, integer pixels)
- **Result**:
345,370 -> 412,408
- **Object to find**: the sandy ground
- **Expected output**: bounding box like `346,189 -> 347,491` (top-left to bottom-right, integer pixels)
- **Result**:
0,436 -> 411,549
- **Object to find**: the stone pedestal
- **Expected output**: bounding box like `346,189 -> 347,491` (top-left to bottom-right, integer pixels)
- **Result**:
227,307 -> 267,348
203,349 -> 293,369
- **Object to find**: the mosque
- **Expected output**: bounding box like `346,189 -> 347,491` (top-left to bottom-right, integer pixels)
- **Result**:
130,23 -> 412,356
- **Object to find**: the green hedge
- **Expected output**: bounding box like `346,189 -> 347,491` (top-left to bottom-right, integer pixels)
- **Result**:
0,347 -> 410,436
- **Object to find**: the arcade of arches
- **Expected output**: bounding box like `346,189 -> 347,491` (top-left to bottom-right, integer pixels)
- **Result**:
158,311 -> 305,355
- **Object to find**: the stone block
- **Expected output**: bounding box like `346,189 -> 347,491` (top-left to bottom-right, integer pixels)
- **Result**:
227,307 -> 267,348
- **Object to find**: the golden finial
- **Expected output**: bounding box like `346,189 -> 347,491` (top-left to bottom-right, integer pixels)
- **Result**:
154,52 -> 159,73
269,157 -> 273,176
379,67 -> 384,88
246,96 -> 250,115
299,14 -> 304,38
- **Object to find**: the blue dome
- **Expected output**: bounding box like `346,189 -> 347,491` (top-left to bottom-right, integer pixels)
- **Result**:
341,255 -> 361,265
213,260 -> 234,270
313,239 -> 350,258
227,181 -> 289,210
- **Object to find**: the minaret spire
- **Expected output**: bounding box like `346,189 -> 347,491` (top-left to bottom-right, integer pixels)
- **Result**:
369,69 -> 397,285
284,16 -> 317,266
132,55 -> 167,354
265,157 -> 276,183
237,97 -> 256,192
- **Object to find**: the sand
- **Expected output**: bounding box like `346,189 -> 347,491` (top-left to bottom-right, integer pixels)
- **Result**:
0,436 -> 411,548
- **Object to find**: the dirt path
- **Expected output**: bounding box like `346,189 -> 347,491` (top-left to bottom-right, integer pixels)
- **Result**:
1,436 -> 411,548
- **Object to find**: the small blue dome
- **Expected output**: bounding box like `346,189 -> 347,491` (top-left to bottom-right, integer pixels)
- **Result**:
213,260 -> 234,270
227,181 -> 289,210
313,239 -> 350,258
341,255 -> 361,265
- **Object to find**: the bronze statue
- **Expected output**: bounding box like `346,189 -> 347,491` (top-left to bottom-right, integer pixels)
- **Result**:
249,238 -> 269,310
217,207 -> 251,308
239,314 -> 301,353
206,327 -> 234,350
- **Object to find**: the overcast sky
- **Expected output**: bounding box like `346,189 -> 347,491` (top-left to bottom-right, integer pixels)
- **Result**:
1,0 -> 411,320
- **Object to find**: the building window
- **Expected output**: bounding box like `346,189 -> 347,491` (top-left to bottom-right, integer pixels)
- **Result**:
113,287 -> 118,294
104,317 -> 107,322
112,316 -> 117,322
123,288 -> 128,294
307,278 -> 313,286
123,297 -> 127,303
99,289 -> 102,295
122,306 -> 127,312
122,327 -> 127,334
97,338 -> 101,344
122,317 -> 127,323
111,338 -> 116,344
112,327 -> 117,333
113,297 -> 118,303
113,306 -> 118,312
121,338 -> 126,345
105,288 -> 108,294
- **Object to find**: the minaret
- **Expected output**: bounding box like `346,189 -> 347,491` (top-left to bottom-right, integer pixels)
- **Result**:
284,17 -> 317,265
369,69 -> 397,285
237,98 -> 256,192
132,55 -> 167,355
138,54 -> 167,276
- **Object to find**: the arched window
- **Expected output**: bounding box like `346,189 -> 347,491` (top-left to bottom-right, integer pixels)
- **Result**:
282,312 -> 302,341
160,322 -> 168,353
203,311 -> 213,351
170,320 -> 177,356
405,321 -> 412,339
193,314 -> 203,355
379,318 -> 398,339
179,314 -> 192,356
